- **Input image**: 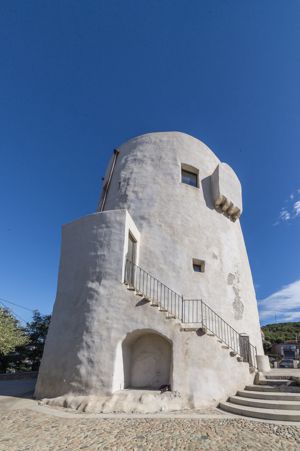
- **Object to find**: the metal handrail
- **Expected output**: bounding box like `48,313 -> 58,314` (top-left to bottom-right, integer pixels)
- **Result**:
124,259 -> 257,368
125,259 -> 183,320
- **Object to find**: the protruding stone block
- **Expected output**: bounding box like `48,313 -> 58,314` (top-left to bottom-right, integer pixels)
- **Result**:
211,163 -> 243,221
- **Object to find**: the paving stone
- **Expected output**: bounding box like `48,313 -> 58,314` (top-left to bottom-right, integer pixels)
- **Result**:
0,408 -> 300,450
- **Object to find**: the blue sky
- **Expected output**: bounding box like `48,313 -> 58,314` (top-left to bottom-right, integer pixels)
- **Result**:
0,1 -> 299,326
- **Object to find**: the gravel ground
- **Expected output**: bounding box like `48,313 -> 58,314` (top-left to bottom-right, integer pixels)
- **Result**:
0,408 -> 300,451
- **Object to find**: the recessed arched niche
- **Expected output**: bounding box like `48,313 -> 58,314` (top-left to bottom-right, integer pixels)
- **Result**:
122,330 -> 172,390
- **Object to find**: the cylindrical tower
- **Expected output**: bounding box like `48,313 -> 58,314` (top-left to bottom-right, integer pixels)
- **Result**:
35,132 -> 263,412
100,132 -> 262,351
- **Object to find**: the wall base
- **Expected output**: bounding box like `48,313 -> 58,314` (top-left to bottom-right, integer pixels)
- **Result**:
41,389 -> 192,413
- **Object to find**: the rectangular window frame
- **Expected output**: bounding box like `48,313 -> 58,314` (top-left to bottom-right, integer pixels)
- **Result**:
192,258 -> 205,273
181,164 -> 199,188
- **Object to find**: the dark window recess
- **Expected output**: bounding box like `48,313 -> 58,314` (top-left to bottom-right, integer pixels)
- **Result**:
181,169 -> 198,187
193,264 -> 202,272
128,232 -> 137,264
193,259 -> 205,273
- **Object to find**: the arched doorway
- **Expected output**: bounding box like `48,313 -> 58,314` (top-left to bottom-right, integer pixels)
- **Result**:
122,330 -> 172,389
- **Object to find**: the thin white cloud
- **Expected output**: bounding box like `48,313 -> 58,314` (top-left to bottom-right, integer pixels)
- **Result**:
275,190 -> 300,224
258,279 -> 300,324
279,209 -> 290,221
294,200 -> 300,216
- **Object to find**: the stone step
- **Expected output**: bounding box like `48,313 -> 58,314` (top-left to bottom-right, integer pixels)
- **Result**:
219,401 -> 300,421
265,374 -> 294,380
245,384 -> 287,392
180,323 -> 203,332
245,384 -> 300,393
237,390 -> 300,402
229,395 -> 300,410
259,379 -> 291,386
180,327 -> 199,332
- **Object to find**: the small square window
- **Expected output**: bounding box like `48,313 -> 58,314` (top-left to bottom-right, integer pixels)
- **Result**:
182,169 -> 198,187
192,259 -> 205,273
181,164 -> 199,188
193,263 -> 202,272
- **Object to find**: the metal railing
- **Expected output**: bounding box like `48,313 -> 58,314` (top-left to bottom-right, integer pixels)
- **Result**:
125,259 -> 183,320
180,299 -> 257,366
124,259 -> 257,368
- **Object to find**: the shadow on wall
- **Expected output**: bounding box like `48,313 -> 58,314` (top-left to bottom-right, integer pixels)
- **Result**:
135,298 -> 150,307
121,330 -> 172,390
201,176 -> 214,210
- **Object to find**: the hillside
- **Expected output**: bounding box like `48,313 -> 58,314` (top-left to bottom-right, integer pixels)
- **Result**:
262,322 -> 300,343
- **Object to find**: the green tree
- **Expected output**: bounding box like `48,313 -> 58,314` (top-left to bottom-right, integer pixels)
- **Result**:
24,310 -> 51,370
262,322 -> 300,344
3,310 -> 51,373
263,340 -> 272,354
0,308 -> 29,372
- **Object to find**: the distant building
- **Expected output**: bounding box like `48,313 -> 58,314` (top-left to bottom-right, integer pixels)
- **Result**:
272,341 -> 300,359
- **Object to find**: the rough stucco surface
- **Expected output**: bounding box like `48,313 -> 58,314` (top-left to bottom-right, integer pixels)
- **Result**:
103,132 -> 263,353
127,333 -> 171,389
36,132 -> 262,412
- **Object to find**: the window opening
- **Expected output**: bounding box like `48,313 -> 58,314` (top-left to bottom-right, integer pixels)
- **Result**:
181,164 -> 199,187
193,259 -> 205,273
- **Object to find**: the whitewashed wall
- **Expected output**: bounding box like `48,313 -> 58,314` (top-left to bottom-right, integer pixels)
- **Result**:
36,132 -> 262,410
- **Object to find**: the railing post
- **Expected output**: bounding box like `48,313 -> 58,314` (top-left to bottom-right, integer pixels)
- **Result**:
123,262 -> 257,363
124,259 -> 127,284
130,260 -> 133,288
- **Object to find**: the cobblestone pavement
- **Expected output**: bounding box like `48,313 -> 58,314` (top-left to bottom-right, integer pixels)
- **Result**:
1,407 -> 300,451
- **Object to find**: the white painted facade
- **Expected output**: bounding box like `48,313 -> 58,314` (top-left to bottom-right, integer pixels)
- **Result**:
35,132 -> 264,412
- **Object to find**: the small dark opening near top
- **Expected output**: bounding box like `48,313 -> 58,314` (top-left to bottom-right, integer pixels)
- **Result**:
193,259 -> 205,273
193,263 -> 203,272
181,169 -> 198,187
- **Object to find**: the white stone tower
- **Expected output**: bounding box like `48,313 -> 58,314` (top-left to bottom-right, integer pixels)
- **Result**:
35,132 -> 264,412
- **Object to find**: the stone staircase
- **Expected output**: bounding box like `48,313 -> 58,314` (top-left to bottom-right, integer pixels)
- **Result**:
124,261 -> 300,421
219,374 -> 300,421
124,259 -> 257,370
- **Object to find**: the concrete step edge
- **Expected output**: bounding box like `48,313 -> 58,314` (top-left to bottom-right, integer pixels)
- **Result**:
219,401 -> 300,421
259,379 -> 291,385
230,395 -> 300,410
237,390 -> 300,401
245,385 -> 288,392
264,374 -> 295,380
180,327 -> 199,332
